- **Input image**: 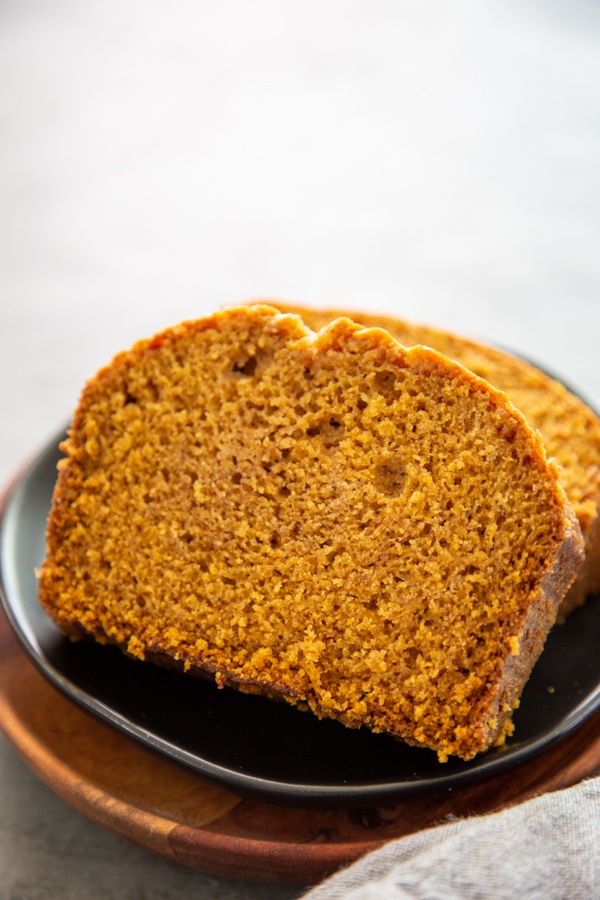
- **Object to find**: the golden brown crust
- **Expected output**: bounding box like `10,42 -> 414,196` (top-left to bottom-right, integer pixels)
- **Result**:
267,301 -> 600,616
39,305 -> 584,761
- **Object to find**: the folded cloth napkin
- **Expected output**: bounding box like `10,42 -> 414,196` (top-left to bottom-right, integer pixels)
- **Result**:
301,776 -> 600,899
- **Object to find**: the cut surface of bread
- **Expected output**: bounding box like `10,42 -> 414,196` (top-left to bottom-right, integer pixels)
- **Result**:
269,302 -> 600,618
38,306 -> 584,761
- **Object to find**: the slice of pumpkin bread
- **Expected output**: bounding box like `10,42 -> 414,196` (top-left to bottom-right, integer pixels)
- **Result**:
38,305 -> 584,761
269,302 -> 600,618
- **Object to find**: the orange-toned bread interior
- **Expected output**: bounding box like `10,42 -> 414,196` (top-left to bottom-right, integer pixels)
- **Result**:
38,307 -> 583,761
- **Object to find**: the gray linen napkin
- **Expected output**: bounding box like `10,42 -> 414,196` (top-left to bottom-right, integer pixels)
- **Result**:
301,776 -> 600,899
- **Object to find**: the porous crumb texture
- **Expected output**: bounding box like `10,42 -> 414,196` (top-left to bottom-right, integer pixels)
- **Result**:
39,306 -> 584,761
274,303 -> 600,617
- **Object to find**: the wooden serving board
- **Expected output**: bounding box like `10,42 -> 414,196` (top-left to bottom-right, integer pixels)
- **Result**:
1,603 -> 600,885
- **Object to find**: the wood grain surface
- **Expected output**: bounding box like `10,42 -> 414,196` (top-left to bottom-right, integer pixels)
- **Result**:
2,600 -> 600,885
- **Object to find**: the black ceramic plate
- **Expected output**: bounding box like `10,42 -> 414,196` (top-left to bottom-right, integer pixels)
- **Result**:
2,429 -> 600,808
